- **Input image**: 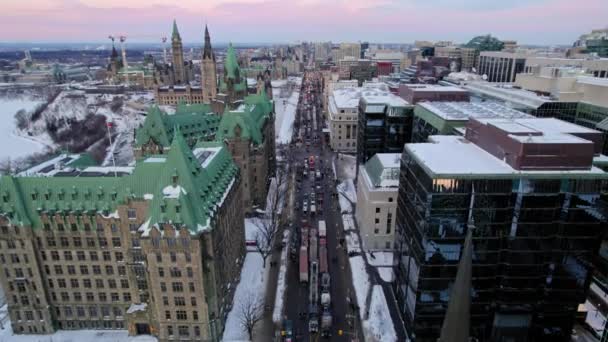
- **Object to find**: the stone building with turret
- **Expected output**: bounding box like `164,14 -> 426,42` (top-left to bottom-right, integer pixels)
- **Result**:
0,132 -> 244,342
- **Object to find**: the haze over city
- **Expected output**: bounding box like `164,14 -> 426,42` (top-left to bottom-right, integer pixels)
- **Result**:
1,0 -> 607,44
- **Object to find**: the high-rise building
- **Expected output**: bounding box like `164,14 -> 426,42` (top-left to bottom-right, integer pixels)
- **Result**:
0,133 -> 245,342
356,87 -> 413,166
394,118 -> 607,341
171,20 -> 185,84
201,25 -> 218,103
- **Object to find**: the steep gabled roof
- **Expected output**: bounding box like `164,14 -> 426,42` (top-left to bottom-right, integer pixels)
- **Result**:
215,93 -> 273,145
0,132 -> 239,236
203,25 -> 215,61
135,104 -> 220,148
224,43 -> 240,79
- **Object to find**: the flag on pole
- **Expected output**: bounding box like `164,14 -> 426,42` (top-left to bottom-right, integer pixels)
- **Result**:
107,121 -> 114,128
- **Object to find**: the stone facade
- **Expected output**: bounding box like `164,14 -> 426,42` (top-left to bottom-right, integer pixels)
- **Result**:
0,138 -> 244,342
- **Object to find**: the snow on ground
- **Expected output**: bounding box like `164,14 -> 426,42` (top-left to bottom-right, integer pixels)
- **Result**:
345,231 -> 362,254
272,230 -> 290,323
245,218 -> 267,250
349,256 -> 370,315
0,306 -> 157,342
335,153 -> 357,181
0,97 -> 50,161
584,300 -> 607,335
222,252 -> 269,342
337,179 -> 357,214
342,214 -> 356,232
273,77 -> 301,144
377,268 -> 394,282
366,252 -> 395,267
363,286 -> 397,342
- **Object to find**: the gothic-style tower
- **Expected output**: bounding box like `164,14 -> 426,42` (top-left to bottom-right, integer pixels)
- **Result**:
171,19 -> 185,84
201,25 -> 217,103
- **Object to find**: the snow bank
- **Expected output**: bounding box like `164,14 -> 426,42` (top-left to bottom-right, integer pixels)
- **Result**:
272,231 -> 290,323
223,253 -> 269,342
337,179 -> 357,214
349,256 -> 370,314
366,252 -> 395,267
162,184 -> 187,199
378,268 -> 394,282
345,232 -> 362,254
273,78 -> 300,144
336,153 -> 357,181
342,214 -> 356,232
363,286 -> 397,342
0,308 -> 157,342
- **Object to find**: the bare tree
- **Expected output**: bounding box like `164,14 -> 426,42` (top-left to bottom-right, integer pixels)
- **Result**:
239,292 -> 264,341
254,165 -> 288,268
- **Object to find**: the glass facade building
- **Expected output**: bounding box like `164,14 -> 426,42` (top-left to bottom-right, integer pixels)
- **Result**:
394,136 -> 608,341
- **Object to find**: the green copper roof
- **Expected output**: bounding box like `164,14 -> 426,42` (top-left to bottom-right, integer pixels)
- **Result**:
0,133 -> 239,235
224,44 -> 240,79
172,19 -> 181,41
363,153 -> 400,188
135,105 -> 220,148
215,93 -> 273,145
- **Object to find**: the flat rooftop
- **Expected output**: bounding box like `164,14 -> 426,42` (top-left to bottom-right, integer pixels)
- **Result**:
464,81 -> 555,109
419,101 -> 533,121
361,89 -> 409,107
475,117 -> 600,135
402,84 -> 468,92
330,83 -> 392,109
407,135 -> 608,179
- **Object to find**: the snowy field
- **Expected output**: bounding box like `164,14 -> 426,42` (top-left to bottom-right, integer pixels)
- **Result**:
222,252 -> 269,341
363,286 -> 397,342
273,77 -> 301,144
0,97 -> 49,160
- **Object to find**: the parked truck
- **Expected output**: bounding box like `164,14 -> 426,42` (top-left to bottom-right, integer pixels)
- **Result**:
299,246 -> 308,284
321,308 -> 332,337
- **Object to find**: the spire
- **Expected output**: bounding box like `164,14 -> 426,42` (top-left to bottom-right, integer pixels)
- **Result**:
437,190 -> 475,342
224,43 -> 239,79
203,24 -> 214,60
172,19 -> 181,41
111,45 -> 118,60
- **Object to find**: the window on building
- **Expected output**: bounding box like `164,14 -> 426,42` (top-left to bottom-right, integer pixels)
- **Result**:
178,326 -> 189,337
174,297 -> 186,306
127,209 -> 137,219
176,310 -> 187,320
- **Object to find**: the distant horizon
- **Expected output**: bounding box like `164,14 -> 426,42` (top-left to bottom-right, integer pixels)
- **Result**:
1,0 -> 606,45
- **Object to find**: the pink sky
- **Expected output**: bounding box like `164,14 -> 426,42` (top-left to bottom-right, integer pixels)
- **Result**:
0,0 -> 606,44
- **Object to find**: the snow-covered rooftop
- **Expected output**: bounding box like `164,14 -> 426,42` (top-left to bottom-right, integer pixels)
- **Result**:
361,89 -> 408,107
330,82 -> 393,110
192,146 -> 222,169
418,101 -> 533,121
476,117 -> 599,135
406,135 -> 608,178
404,84 -> 468,92
464,81 -> 554,109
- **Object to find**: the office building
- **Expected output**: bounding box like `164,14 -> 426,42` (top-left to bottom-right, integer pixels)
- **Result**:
477,51 -> 528,82
356,87 -> 412,165
0,135 -> 244,342
356,153 -> 400,250
399,84 -> 469,105
395,118 -> 607,341
411,101 -> 533,142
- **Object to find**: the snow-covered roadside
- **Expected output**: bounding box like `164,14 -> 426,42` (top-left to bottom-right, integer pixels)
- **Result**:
273,77 -> 301,145
0,305 -> 157,342
222,252 -> 270,341
349,256 -> 370,314
363,286 -> 397,342
272,231 -> 290,323
337,179 -> 357,214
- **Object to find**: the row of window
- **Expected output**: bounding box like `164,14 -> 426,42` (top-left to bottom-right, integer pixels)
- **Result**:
41,250 -> 125,263
158,266 -> 194,278
161,296 -> 198,307
55,305 -> 123,319
47,277 -> 129,290
0,252 -> 29,264
44,236 -> 140,249
159,281 -> 196,294
49,291 -> 132,303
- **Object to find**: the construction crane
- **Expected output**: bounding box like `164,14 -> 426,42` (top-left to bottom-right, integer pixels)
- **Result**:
161,36 -> 168,64
119,35 -> 129,85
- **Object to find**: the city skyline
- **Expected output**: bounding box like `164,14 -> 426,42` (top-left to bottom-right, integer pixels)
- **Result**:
1,0 -> 607,44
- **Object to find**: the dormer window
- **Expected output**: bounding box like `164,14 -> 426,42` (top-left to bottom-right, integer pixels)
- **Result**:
175,205 -> 181,213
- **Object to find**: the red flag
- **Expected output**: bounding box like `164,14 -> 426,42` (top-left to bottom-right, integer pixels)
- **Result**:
106,121 -> 114,128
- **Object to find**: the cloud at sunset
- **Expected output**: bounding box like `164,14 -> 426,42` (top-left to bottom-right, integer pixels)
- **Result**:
0,0 -> 606,44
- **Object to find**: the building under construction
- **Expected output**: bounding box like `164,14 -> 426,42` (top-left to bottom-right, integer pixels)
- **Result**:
394,117 -> 608,341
